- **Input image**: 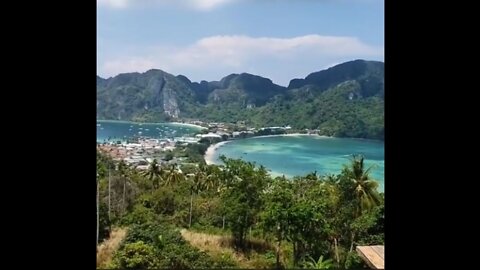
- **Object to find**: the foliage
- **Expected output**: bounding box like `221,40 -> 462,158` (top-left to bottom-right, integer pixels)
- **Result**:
120,204 -> 158,226
98,202 -> 111,243
303,255 -> 334,269
112,241 -> 159,269
112,223 -> 235,269
97,149 -> 384,270
219,156 -> 270,249
97,60 -> 384,140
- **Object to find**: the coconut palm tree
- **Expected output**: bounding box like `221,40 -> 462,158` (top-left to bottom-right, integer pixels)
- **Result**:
344,155 -> 381,215
117,160 -> 130,214
343,155 -> 382,253
96,173 -> 99,249
201,164 -> 220,192
143,159 -> 163,190
164,163 -> 184,186
188,168 -> 206,227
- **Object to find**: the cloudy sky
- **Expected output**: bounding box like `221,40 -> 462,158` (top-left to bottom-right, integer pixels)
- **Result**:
97,0 -> 384,86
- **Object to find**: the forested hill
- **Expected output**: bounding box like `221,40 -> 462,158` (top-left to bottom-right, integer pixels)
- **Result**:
97,59 -> 384,140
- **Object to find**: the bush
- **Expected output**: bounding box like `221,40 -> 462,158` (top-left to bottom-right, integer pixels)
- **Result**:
249,252 -> 277,269
119,204 -> 158,226
112,241 -> 159,269
113,222 -> 228,269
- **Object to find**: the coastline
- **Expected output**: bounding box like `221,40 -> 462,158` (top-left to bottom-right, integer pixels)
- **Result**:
249,133 -> 331,139
96,119 -> 206,130
170,122 -> 207,129
203,133 -> 329,165
204,140 -> 232,165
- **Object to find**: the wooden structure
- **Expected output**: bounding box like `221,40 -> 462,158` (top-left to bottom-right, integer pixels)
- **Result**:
356,245 -> 384,269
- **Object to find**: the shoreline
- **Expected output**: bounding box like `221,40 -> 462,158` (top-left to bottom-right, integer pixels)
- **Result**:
203,133 -> 329,165
204,140 -> 232,165
248,133 -> 331,139
96,119 -> 206,130
170,122 -> 207,129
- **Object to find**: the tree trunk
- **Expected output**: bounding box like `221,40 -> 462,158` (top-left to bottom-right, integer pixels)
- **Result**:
189,192 -> 193,228
276,238 -> 281,269
96,178 -> 100,249
349,231 -> 356,253
222,215 -> 225,229
108,168 -> 111,219
293,242 -> 297,266
334,237 -> 340,264
122,178 -> 126,214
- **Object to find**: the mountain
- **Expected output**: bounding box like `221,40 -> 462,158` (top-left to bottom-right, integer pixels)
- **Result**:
288,59 -> 384,97
96,69 -> 197,122
209,73 -> 287,107
97,59 -> 384,140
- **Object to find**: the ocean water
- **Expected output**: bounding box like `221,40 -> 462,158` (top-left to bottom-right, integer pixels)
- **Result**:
97,121 -> 384,192
96,120 -> 203,143
210,135 -> 384,192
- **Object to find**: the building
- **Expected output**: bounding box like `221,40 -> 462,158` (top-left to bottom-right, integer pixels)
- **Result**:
356,245 -> 384,269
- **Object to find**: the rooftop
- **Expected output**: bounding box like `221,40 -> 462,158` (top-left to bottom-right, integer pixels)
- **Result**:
356,245 -> 384,269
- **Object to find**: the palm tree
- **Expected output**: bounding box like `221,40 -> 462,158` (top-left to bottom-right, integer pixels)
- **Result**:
202,164 -> 219,192
96,152 -> 107,249
96,173 -> 100,249
343,155 -> 382,253
305,170 -> 319,181
188,168 -> 206,227
164,164 -> 184,186
344,155 -> 381,215
143,159 -> 163,190
117,160 -> 129,214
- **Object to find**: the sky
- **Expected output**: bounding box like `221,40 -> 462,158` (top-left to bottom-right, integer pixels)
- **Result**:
97,0 -> 384,86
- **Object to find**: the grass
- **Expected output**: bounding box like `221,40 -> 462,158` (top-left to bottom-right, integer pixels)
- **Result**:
96,227 -> 127,268
180,229 -> 284,268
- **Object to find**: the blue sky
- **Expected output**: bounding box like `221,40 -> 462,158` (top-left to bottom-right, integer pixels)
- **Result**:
97,0 -> 384,86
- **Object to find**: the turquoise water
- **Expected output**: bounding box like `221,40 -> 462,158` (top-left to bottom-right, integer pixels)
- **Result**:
96,121 -> 384,191
210,135 -> 384,191
96,120 -> 203,143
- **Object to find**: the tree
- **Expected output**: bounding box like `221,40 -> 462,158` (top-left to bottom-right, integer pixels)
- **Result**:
165,164 -> 184,186
201,164 -> 220,192
342,155 -> 381,215
188,168 -> 206,227
97,151 -> 111,246
261,176 -> 293,268
113,241 -> 159,269
96,173 -> 99,248
337,155 -> 383,266
117,160 -> 130,214
143,159 -> 164,190
220,157 -> 270,249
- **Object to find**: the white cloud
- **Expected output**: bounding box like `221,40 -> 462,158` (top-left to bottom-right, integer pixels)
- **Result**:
99,34 -> 384,85
102,58 -> 157,76
97,0 -> 236,10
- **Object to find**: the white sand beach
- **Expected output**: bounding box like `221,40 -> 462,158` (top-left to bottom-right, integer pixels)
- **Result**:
170,122 -> 207,129
249,133 -> 331,139
204,140 -> 232,165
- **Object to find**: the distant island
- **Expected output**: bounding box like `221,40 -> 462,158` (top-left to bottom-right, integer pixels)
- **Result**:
97,59 -> 384,140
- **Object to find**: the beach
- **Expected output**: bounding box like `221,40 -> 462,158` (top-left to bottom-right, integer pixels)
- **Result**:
204,140 -> 232,165
170,122 -> 207,129
250,133 -> 330,139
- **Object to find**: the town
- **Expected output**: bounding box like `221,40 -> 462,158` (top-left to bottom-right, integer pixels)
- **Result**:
97,120 -> 320,169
